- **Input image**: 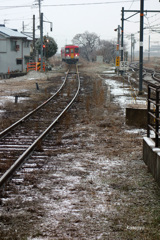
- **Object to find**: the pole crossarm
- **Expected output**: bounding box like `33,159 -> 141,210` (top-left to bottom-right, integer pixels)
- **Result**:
43,20 -> 52,23
123,10 -> 160,13
43,20 -> 53,31
123,10 -> 160,20
124,12 -> 139,20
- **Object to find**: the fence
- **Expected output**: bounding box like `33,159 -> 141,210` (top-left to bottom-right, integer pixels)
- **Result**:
147,84 -> 160,147
27,62 -> 45,72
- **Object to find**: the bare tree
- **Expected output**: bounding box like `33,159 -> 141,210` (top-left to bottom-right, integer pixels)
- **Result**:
72,31 -> 100,61
96,40 -> 117,63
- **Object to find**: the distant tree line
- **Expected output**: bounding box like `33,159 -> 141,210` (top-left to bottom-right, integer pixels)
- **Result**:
72,31 -> 122,63
35,31 -> 126,63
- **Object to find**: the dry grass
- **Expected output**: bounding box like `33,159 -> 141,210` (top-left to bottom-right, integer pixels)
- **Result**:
85,95 -> 91,115
92,79 -> 105,107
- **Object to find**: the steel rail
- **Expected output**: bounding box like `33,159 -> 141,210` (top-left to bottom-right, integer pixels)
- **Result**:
0,67 -> 80,189
152,72 -> 160,83
0,69 -> 69,139
130,63 -> 160,85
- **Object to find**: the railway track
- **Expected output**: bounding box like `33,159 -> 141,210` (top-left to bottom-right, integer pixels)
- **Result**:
0,65 -> 80,190
130,62 -> 160,87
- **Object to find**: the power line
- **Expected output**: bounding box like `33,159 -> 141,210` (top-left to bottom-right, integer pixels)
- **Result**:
0,5 -> 31,10
127,0 -> 136,10
42,1 -> 140,7
0,0 -> 140,10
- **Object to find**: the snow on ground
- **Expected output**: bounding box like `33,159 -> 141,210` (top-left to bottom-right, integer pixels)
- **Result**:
0,70 -> 60,113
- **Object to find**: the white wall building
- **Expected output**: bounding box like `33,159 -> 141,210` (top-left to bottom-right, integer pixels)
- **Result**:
0,24 -> 32,73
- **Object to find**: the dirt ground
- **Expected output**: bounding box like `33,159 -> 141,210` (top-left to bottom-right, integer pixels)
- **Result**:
0,62 -> 160,240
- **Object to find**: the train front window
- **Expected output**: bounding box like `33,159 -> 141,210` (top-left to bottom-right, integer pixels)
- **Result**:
75,48 -> 79,53
71,49 -> 74,53
65,48 -> 70,54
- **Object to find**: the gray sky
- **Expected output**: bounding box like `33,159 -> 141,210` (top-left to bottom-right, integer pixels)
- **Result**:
0,0 -> 160,53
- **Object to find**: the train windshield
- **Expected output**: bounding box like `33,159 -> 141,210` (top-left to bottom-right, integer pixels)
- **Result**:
65,48 -> 70,53
75,48 -> 79,53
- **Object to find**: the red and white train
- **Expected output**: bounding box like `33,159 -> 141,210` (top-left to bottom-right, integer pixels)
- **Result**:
61,45 -> 79,64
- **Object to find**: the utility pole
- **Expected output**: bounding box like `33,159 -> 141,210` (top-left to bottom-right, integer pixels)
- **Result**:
117,25 -> 120,46
131,34 -> 133,62
33,15 -> 36,62
38,0 -> 41,25
22,21 -> 25,32
40,12 -> 43,72
148,35 -> 150,62
115,25 -> 121,71
131,34 -> 136,62
133,36 -> 135,62
121,7 -> 124,61
139,0 -> 144,94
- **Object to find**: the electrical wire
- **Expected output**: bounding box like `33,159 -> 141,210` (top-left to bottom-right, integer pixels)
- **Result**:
127,0 -> 135,10
42,1 -> 140,7
0,0 -> 141,10
144,12 -> 160,35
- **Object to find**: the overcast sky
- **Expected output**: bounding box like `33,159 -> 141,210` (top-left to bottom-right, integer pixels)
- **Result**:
0,0 -> 160,53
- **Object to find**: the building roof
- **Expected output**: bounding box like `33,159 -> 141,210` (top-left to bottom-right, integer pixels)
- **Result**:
21,32 -> 38,41
0,24 -> 27,39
